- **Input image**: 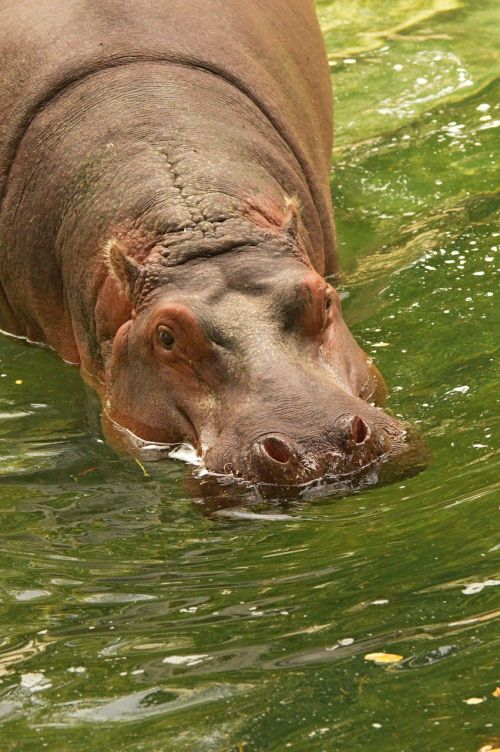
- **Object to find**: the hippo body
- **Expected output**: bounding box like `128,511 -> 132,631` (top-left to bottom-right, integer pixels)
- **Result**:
0,0 -> 407,485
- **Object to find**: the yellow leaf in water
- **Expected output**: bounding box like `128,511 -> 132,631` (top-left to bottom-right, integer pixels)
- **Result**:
492,686 -> 500,698
364,652 -> 403,664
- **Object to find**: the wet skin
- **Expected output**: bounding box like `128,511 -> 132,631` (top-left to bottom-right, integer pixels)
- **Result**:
0,0 -> 411,486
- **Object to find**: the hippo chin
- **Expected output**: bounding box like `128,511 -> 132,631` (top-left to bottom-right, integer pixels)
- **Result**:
0,0 -> 412,488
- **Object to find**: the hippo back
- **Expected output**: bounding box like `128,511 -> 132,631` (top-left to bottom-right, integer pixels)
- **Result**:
0,0 -> 335,266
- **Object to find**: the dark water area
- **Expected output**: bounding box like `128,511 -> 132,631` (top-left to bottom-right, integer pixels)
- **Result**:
0,1 -> 499,750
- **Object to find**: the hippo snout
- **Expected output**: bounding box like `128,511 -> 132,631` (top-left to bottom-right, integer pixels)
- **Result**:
208,410 -> 408,487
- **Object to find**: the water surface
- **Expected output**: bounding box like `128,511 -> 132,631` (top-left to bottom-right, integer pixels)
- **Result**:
0,1 -> 499,750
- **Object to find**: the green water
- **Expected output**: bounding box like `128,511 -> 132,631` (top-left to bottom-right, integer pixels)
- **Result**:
0,1 -> 499,750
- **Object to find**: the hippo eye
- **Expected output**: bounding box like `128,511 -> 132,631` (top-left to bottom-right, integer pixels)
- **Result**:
325,293 -> 334,315
157,325 -> 175,350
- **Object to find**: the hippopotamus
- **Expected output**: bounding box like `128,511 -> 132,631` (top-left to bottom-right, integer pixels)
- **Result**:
0,0 -> 409,486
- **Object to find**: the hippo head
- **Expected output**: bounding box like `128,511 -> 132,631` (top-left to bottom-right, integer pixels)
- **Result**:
100,214 -> 409,487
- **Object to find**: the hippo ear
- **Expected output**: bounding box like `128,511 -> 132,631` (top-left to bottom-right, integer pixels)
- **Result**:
281,195 -> 302,240
103,238 -> 142,298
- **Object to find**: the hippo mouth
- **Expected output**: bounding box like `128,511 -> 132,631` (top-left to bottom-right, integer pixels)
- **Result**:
198,406 -> 413,487
198,424 -> 421,493
101,405 -> 426,500
190,426 -> 427,510
102,398 -> 422,485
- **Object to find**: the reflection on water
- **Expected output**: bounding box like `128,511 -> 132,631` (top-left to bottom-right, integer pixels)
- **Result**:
0,1 -> 499,750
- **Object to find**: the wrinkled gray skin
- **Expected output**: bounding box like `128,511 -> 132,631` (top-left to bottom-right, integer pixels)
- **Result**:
0,0 -> 408,486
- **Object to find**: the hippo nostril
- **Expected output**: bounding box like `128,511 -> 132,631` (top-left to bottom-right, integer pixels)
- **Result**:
351,415 -> 370,444
261,436 -> 293,464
